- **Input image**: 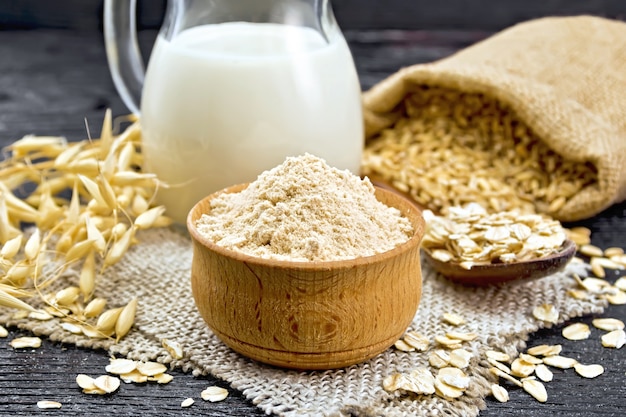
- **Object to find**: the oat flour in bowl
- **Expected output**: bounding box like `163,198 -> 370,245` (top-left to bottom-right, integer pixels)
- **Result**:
195,153 -> 413,261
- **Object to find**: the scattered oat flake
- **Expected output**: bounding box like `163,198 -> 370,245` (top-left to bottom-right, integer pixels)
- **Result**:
510,358 -> 536,378
403,331 -> 430,351
82,387 -> 107,395
37,400 -> 62,409
592,318 -> 624,331
601,329 -> 626,349
201,386 -> 229,402
435,335 -> 461,346
29,309 -> 53,321
442,312 -> 466,326
570,226 -> 591,237
532,304 -> 559,323
518,353 -> 542,365
581,277 -> 610,293
435,380 -> 465,400
569,233 -> 590,247
604,247 -> 624,257
76,374 -> 96,390
449,348 -> 472,369
491,384 -> 509,403
429,349 -> 451,368
434,368 -> 469,399
593,256 -> 625,270
136,361 -> 167,376
590,259 -> 606,278
0,325 -> 7,338
181,398 -> 194,408
574,363 -> 604,379
384,368 -> 436,395
13,310 -> 29,320
60,322 -> 83,335
490,367 -> 522,387
394,339 -> 415,352
406,367 -> 436,395
485,350 -> 510,362
612,254 -> 626,267
162,338 -> 184,359
488,358 -> 513,375
437,367 -> 470,390
562,323 -> 591,340
542,355 -> 578,369
615,277 -> 626,291
605,290 -> 626,305
526,344 -> 562,357
106,358 -> 137,375
446,331 -> 478,341
149,373 -> 174,384
522,379 -> 547,403
579,244 -> 604,258
534,364 -> 553,382
382,373 -> 405,392
567,289 -> 590,300
10,336 -> 42,349
93,375 -> 121,393
120,370 -> 148,384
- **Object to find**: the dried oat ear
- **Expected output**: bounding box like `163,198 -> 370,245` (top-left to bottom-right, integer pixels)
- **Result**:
0,112 -> 171,342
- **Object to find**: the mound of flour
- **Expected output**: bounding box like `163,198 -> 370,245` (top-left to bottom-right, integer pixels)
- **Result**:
195,153 -> 413,261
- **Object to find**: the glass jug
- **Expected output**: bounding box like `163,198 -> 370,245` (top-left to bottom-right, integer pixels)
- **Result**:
104,0 -> 364,224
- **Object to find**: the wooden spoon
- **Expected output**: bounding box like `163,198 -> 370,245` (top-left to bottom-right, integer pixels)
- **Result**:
423,239 -> 577,286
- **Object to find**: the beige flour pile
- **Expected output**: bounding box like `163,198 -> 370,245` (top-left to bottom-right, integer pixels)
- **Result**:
195,153 -> 413,261
0,227 -> 606,417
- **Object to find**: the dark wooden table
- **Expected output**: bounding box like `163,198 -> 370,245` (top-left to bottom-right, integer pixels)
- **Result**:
1,28 -> 625,417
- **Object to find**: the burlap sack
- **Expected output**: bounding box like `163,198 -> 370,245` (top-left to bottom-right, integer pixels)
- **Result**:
363,15 -> 626,221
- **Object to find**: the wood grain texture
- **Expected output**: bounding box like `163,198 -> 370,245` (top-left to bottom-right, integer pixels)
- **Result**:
188,185 -> 424,369
1,0 -> 625,30
0,28 -> 625,416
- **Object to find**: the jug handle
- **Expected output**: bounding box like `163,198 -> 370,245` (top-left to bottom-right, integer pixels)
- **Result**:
104,0 -> 144,115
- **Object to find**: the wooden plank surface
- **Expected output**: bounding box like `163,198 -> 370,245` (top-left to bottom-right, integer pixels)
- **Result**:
1,0 -> 625,30
1,28 -> 625,417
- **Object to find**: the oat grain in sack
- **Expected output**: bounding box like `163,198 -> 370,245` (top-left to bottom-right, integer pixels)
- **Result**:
362,15 -> 626,221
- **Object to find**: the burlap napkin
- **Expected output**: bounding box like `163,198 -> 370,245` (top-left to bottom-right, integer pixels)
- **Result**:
0,228 -> 607,416
363,15 -> 626,221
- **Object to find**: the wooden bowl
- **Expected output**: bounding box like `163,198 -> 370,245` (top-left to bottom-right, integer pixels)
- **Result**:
187,184 -> 425,370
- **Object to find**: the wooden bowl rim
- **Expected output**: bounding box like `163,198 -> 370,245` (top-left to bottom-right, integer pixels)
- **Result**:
187,183 -> 425,271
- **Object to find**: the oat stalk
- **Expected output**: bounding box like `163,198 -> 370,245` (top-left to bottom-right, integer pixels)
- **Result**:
0,112 -> 171,342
